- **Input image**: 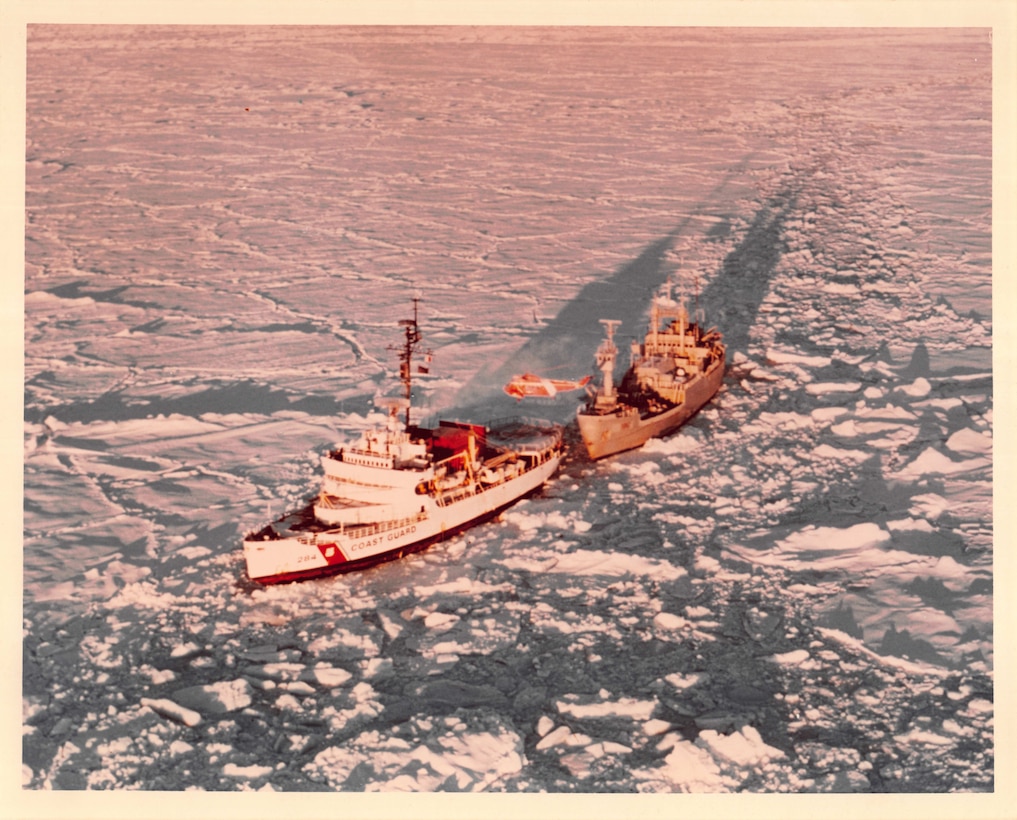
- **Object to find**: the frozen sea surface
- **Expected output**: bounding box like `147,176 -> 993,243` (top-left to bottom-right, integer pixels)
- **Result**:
23,26 -> 993,793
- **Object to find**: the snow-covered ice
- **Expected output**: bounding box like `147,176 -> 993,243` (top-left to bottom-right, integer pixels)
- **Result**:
20,23 -> 995,796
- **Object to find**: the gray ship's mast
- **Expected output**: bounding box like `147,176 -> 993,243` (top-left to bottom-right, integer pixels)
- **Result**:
693,270 -> 704,326
676,275 -> 688,356
596,319 -> 621,405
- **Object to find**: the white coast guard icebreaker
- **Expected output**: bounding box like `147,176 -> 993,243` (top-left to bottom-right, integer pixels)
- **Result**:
243,299 -> 564,583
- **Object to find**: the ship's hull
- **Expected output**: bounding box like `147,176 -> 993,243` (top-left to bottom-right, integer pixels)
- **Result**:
243,452 -> 560,584
577,360 -> 724,459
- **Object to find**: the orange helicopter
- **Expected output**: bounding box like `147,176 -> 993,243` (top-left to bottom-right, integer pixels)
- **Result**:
503,372 -> 591,400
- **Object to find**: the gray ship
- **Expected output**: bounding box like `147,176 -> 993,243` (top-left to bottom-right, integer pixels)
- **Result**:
577,285 -> 725,460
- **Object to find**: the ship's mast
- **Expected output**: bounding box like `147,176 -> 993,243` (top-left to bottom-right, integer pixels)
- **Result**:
596,319 -> 621,404
396,297 -> 423,429
676,275 -> 688,356
693,271 -> 703,327
650,300 -> 659,351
